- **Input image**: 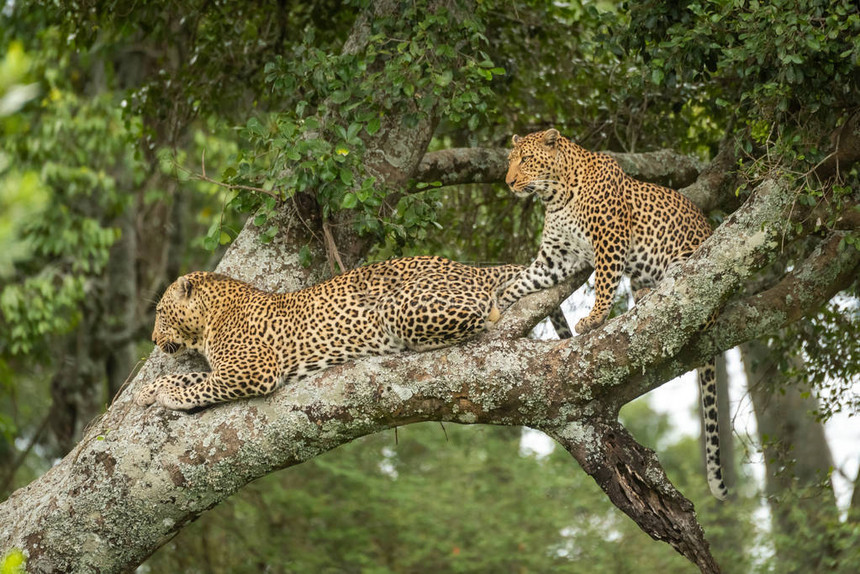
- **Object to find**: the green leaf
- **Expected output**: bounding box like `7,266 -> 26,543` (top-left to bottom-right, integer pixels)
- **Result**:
341,192 -> 358,209
435,70 -> 453,87
339,168 -> 354,186
329,90 -> 351,104
346,122 -> 361,140
298,245 -> 313,267
246,117 -> 266,137
366,117 -> 382,135
260,225 -> 278,244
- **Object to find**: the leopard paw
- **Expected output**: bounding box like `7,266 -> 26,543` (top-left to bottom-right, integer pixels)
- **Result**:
632,287 -> 653,303
134,380 -> 164,407
134,376 -> 187,408
575,315 -> 604,335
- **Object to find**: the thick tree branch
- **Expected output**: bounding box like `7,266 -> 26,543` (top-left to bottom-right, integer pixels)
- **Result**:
707,230 -> 860,350
416,147 -> 704,190
677,143 -> 741,213
617,230 -> 860,406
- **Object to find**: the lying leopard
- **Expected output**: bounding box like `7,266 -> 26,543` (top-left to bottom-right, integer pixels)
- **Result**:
502,128 -> 727,500
135,255 -> 569,411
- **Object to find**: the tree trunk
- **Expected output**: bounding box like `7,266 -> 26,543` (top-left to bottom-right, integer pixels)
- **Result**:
742,338 -> 840,573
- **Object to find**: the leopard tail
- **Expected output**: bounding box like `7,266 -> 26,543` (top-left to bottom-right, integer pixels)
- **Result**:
549,309 -> 573,339
699,359 -> 728,500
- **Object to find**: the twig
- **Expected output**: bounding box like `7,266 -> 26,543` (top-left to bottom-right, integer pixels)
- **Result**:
438,422 -> 448,442
0,413 -> 51,494
322,219 -> 346,275
193,150 -> 282,201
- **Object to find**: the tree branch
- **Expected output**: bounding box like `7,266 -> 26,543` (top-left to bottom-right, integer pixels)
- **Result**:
708,230 -> 860,350
415,147 -> 704,190
545,418 -> 721,574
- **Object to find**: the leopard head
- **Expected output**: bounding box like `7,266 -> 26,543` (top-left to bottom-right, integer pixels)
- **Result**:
152,272 -> 210,354
505,128 -> 562,198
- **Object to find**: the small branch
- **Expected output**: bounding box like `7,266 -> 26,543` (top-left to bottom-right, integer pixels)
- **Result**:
193,150 -> 282,201
195,172 -> 282,201
322,219 -> 346,275
0,414 -> 51,495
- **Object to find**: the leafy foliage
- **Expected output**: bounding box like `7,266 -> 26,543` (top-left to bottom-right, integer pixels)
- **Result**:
784,298 -> 860,421
225,1 -> 507,249
0,61 -> 131,355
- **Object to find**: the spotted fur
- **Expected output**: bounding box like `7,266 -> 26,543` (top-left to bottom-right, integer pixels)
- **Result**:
501,129 -> 727,500
135,255 -> 560,411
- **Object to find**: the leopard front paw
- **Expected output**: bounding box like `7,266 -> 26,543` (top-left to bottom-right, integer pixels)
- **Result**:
134,379 -> 166,407
632,287 -> 653,303
575,314 -> 604,335
134,376 -> 187,408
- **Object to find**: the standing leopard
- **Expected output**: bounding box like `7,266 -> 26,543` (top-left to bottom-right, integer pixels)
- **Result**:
135,255 -> 568,411
501,128 -> 727,500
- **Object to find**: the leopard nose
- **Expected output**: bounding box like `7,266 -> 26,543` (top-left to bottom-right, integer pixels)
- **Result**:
506,176 -> 517,188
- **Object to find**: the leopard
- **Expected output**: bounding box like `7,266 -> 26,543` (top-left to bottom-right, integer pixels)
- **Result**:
501,128 -> 727,500
134,255 -> 570,411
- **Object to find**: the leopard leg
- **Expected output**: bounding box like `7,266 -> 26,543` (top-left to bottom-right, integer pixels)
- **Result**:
134,372 -> 207,407
699,359 -> 728,500
499,246 -> 584,309
576,218 -> 631,335
629,277 -> 653,304
137,350 -> 282,410
489,262 -> 573,339
548,308 -> 573,339
576,256 -> 625,335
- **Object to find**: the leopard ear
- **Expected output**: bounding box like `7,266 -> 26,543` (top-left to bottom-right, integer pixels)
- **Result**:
511,134 -> 521,145
177,276 -> 194,299
543,128 -> 560,147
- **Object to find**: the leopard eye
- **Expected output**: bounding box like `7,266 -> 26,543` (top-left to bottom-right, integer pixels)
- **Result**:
520,155 -> 533,166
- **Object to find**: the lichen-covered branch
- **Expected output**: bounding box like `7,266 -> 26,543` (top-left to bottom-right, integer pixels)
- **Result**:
708,230 -> 860,350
